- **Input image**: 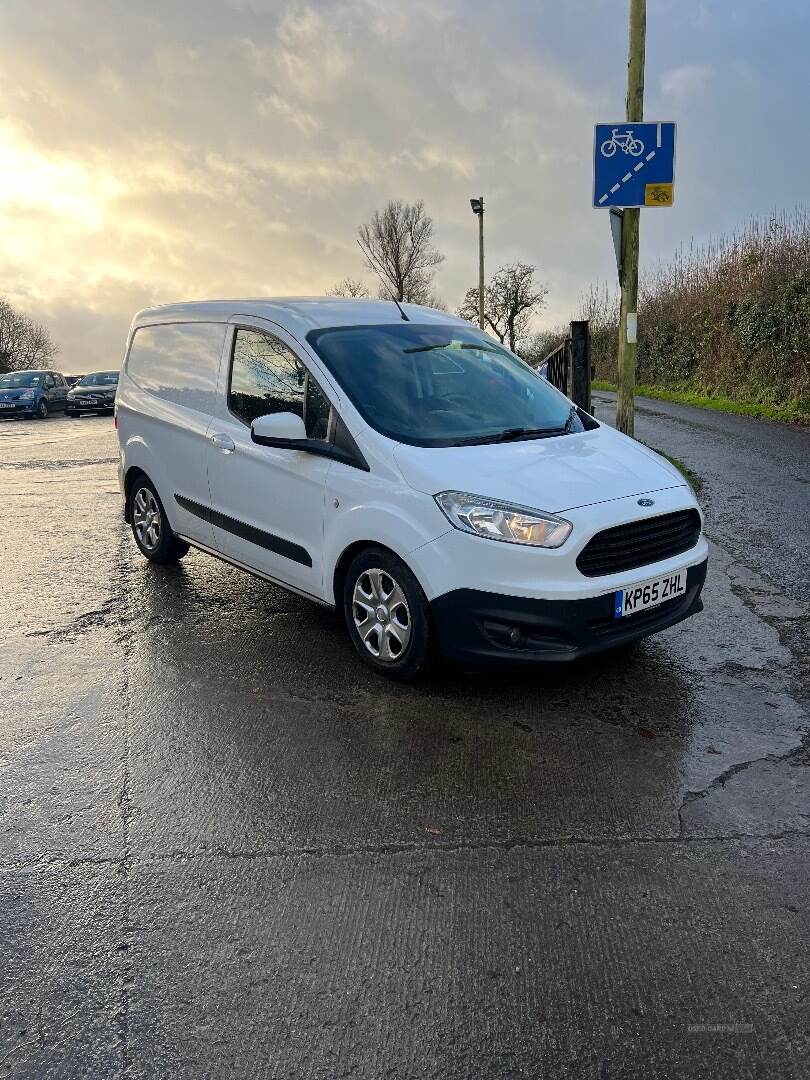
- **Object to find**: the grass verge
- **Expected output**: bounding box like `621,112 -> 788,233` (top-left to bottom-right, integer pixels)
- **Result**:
592,381 -> 809,424
640,445 -> 702,495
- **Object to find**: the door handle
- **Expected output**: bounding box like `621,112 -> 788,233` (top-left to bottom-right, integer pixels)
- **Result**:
211,433 -> 235,454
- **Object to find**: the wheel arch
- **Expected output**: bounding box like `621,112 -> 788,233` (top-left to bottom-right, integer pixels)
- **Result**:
120,434 -> 174,528
122,465 -> 151,523
333,538 -> 437,610
333,540 -> 394,608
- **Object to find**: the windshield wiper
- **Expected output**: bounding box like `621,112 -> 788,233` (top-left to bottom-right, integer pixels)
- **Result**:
492,426 -> 566,442
403,342 -> 501,355
449,426 -> 566,446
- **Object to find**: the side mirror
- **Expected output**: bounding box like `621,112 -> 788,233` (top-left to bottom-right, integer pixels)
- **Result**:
251,411 -> 308,446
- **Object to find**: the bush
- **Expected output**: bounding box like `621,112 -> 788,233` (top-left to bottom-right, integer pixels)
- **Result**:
584,208 -> 810,411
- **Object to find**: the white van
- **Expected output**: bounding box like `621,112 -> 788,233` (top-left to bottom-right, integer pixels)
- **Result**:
116,298 -> 707,678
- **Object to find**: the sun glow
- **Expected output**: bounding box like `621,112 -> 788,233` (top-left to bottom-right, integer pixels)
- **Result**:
0,124 -> 126,231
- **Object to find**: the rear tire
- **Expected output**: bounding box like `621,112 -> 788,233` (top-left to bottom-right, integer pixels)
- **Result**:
343,547 -> 432,680
128,478 -> 190,564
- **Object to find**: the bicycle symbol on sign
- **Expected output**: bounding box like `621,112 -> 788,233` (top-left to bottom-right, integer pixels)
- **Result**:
600,128 -> 645,158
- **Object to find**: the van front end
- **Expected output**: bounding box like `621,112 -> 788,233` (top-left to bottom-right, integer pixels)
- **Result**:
409,486 -> 709,665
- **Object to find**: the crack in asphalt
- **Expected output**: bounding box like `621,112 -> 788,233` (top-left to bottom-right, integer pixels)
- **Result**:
24,597 -> 123,641
3,827 -> 809,876
678,738 -> 810,838
115,529 -> 134,1080
0,456 -> 118,470
721,560 -> 810,710
672,544 -> 807,832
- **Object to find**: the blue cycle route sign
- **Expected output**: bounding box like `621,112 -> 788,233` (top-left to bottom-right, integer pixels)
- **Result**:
593,122 -> 676,208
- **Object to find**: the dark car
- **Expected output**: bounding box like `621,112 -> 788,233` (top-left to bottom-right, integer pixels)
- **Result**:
65,370 -> 119,416
0,370 -> 69,419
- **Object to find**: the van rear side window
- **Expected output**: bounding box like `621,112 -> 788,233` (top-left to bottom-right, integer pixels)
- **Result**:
127,322 -> 225,413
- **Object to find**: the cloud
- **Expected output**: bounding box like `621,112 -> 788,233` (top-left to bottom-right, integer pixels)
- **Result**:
0,0 -> 602,368
0,1 -> 802,370
659,64 -> 713,103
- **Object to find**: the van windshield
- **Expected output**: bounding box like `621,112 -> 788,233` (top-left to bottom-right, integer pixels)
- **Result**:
307,323 -> 580,447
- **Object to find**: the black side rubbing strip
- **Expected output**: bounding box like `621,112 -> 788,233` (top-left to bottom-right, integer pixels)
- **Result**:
174,494 -> 313,567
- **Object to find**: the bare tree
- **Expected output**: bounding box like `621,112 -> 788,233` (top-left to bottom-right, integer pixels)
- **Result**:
326,277 -> 370,298
0,298 -> 58,372
357,199 -> 444,303
458,264 -> 548,352
422,291 -> 448,312
520,328 -> 566,367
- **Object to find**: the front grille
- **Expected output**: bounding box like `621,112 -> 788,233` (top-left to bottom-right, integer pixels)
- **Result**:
576,509 -> 701,577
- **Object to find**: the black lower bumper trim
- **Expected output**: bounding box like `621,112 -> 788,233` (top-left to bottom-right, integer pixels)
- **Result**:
430,558 -> 707,664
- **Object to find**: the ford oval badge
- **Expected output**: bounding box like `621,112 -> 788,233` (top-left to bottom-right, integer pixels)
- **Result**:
638,497 -> 655,507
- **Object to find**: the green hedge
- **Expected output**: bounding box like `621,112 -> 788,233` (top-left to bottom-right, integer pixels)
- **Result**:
583,211 -> 810,421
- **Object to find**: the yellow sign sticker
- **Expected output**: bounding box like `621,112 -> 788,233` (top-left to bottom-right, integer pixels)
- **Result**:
645,183 -> 673,206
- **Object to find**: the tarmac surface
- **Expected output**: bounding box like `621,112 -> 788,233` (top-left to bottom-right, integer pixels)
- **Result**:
1,400 -> 808,1079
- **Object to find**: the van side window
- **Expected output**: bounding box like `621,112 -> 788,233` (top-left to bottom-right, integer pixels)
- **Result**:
127,322 -> 225,414
229,328 -> 331,439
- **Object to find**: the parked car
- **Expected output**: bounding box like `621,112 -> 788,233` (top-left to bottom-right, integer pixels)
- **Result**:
0,370 -> 68,418
117,299 -> 708,679
66,370 -> 119,416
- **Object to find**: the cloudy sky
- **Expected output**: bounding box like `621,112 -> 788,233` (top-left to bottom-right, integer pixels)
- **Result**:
1,0 -> 808,371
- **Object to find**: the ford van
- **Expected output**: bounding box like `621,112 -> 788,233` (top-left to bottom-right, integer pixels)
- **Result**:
116,299 -> 708,679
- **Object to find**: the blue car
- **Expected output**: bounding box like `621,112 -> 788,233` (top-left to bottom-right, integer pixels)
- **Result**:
0,370 -> 69,419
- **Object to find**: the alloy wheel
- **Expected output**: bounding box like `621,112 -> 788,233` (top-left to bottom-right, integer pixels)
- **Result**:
352,568 -> 411,662
132,486 -> 162,552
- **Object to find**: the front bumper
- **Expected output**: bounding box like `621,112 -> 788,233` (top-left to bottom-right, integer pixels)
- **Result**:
66,399 -> 114,412
430,558 -> 707,664
0,401 -> 36,416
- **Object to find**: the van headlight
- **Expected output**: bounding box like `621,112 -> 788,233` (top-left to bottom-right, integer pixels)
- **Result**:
434,491 -> 572,548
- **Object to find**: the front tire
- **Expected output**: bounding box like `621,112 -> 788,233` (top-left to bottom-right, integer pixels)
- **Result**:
343,547 -> 432,680
36,400 -> 48,419
129,478 -> 190,564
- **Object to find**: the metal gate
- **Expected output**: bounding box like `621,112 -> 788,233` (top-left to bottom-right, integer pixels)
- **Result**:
539,320 -> 591,412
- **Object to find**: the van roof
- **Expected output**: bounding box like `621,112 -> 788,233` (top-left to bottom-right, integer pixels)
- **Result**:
132,297 -> 468,338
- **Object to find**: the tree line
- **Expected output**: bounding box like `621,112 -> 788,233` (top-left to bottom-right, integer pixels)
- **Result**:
0,298 -> 58,373
329,198 -> 548,355
538,207 -> 810,414
2,198 -> 546,376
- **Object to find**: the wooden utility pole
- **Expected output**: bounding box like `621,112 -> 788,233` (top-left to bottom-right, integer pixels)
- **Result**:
616,0 -> 646,436
477,196 -> 485,330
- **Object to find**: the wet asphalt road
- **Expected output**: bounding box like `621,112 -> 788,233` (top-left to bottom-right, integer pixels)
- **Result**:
1,405 -> 808,1079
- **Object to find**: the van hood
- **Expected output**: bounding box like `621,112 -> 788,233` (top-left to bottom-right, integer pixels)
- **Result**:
393,426 -> 686,513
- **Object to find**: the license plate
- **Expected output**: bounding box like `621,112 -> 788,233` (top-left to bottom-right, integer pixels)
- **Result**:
614,570 -> 686,618
0,403 -> 13,408
78,399 -> 95,405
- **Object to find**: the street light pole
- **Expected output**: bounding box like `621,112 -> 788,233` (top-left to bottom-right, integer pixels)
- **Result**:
616,0 -> 646,436
470,196 -> 485,330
